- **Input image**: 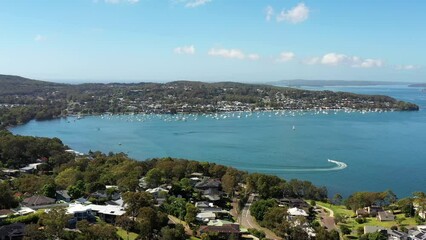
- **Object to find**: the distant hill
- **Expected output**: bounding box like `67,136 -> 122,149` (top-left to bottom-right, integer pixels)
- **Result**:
0,74 -> 62,96
409,83 -> 426,87
269,79 -> 414,87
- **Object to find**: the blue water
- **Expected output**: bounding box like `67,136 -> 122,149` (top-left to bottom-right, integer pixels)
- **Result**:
11,86 -> 426,197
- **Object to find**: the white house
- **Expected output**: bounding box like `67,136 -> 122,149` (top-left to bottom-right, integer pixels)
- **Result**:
287,207 -> 308,217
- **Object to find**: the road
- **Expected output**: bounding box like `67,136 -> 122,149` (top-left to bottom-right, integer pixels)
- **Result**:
316,205 -> 337,231
238,195 -> 282,240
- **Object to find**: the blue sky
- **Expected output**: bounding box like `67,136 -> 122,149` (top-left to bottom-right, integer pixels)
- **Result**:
0,0 -> 425,83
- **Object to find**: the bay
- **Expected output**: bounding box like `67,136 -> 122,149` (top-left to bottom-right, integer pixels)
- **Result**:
11,85 -> 426,197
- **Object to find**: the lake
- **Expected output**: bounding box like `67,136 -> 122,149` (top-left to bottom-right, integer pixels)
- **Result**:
11,85 -> 426,197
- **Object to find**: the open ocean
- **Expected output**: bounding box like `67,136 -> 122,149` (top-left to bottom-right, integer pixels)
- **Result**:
11,85 -> 426,197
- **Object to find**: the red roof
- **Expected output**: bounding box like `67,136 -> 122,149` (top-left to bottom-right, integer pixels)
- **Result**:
199,224 -> 240,234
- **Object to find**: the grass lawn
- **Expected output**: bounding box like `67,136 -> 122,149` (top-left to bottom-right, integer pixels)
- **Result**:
315,201 -> 419,238
188,237 -> 201,240
343,213 -> 417,229
116,227 -> 138,240
316,201 -> 354,217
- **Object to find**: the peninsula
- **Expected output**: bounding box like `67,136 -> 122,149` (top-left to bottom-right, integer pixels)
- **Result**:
0,75 -> 419,128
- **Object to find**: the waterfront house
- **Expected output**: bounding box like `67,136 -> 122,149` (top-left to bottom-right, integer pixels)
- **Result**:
356,208 -> 369,217
278,198 -> 309,209
287,207 -> 309,217
377,211 -> 395,221
367,205 -> 383,217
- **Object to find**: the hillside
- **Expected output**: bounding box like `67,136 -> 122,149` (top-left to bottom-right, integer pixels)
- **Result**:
270,79 -> 413,87
0,75 -> 420,128
0,74 -> 62,96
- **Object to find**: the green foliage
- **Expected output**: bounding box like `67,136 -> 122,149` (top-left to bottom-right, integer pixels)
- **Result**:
41,183 -> 57,198
0,182 -> 18,209
339,225 -> 351,235
122,191 -> 154,218
185,203 -> 198,225
162,196 -> 188,220
247,228 -> 266,239
160,224 -> 186,240
1,211 -> 41,225
249,199 -> 277,221
67,180 -> 86,199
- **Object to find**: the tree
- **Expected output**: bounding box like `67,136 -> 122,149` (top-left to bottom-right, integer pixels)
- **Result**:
116,216 -> 135,240
55,167 -> 81,189
184,203 -> 198,225
339,225 -> 351,235
0,182 -> 18,209
145,168 -> 164,188
41,183 -> 57,198
68,180 -> 85,199
122,192 -> 154,219
39,208 -> 71,239
332,193 -> 343,205
24,224 -> 46,240
160,224 -> 186,240
249,199 -> 277,221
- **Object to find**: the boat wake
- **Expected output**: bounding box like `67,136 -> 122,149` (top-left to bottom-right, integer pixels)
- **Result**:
243,159 -> 348,173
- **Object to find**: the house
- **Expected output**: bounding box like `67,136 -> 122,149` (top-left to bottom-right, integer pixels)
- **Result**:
367,205 -> 383,217
377,211 -> 395,221
195,178 -> 221,190
364,226 -> 408,240
364,226 -> 387,234
199,224 -> 241,240
56,190 -> 71,202
86,204 -> 126,223
202,188 -> 222,202
278,198 -> 309,208
207,219 -> 234,226
196,211 -> 216,222
356,208 -> 369,217
139,177 -> 148,189
146,187 -> 169,199
387,229 -> 408,240
195,201 -> 222,213
0,209 -> 14,219
0,223 -> 25,240
19,163 -> 43,173
408,230 -> 426,240
22,195 -> 56,207
420,211 -> 426,219
66,204 -> 96,222
287,207 -> 309,217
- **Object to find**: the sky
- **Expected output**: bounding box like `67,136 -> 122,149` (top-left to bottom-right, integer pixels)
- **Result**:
0,0 -> 425,83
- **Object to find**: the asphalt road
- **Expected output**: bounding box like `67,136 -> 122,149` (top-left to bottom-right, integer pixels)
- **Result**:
239,195 -> 282,240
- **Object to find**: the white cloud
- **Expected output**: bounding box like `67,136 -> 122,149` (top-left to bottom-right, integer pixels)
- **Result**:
208,48 -> 245,59
276,52 -> 295,62
247,54 -> 260,61
265,6 -> 274,21
396,64 -> 418,70
103,0 -> 139,4
303,57 -> 320,65
34,34 -> 47,42
353,58 -> 383,68
307,52 -> 383,68
321,53 -> 349,65
185,0 -> 211,8
276,3 -> 309,24
174,45 -> 195,55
